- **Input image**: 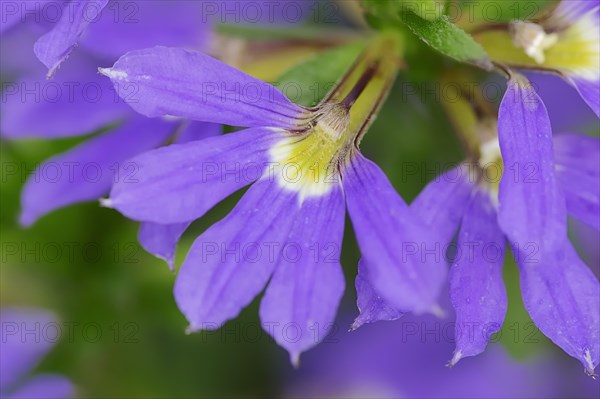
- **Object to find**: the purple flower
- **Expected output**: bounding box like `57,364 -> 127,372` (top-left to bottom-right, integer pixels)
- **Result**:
0,308 -> 74,399
99,35 -> 447,363
353,77 -> 599,376
287,312 -> 600,399
1,1 -> 218,258
0,0 -> 209,78
480,0 -> 600,117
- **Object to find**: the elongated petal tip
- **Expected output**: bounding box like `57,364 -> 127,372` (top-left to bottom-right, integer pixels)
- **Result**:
99,198 -> 113,208
585,369 -> 597,380
18,211 -> 36,228
349,318 -> 364,332
46,67 -> 58,80
98,67 -> 127,81
447,350 -> 463,367
185,325 -> 197,335
429,304 -> 446,318
167,259 -> 175,272
153,254 -> 175,272
290,351 -> 301,369
584,349 -> 597,379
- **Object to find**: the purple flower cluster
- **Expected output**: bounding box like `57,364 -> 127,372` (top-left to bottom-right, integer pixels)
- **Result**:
1,0 -> 598,382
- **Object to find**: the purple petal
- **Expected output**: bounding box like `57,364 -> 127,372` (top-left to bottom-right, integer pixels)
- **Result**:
498,79 -> 600,375
33,0 -> 109,77
1,23 -> 48,77
137,121 -> 223,269
554,133 -> 600,231
20,116 -> 174,226
497,79 -> 567,249
175,121 -> 222,144
107,127 -> 281,224
567,77 -> 600,119
411,164 -> 473,243
343,153 -> 446,314
6,375 -> 74,399
1,60 -> 130,139
351,259 -> 405,330
448,189 -> 507,365
175,179 -> 315,332
547,0 -> 600,118
0,0 -> 52,34
550,0 -> 600,27
517,241 -> 599,375
99,46 -> 306,128
527,72 -> 597,131
352,166 -> 473,329
79,1 -> 211,60
259,187 -> 345,364
138,222 -> 190,271
0,308 -> 57,393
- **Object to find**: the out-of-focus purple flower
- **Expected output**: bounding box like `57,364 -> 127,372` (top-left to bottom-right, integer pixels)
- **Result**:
0,0 -> 210,78
353,78 -> 600,376
98,35 -> 447,363
0,308 -> 74,399
527,72 -> 598,133
499,0 -> 600,117
287,312 -> 600,399
1,1 -> 219,265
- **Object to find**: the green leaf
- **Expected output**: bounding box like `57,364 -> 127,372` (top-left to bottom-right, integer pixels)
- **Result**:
457,0 -> 553,24
363,0 -> 447,21
401,10 -> 492,68
276,41 -> 367,107
362,1 -> 491,69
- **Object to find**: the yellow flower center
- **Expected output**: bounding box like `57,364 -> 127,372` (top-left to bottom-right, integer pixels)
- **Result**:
267,32 -> 403,201
476,9 -> 600,80
269,103 -> 351,201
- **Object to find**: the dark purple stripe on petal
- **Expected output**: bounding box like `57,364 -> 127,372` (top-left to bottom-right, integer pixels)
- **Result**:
100,46 -> 306,129
344,152 -> 446,314
108,127 -> 282,224
448,189 -> 507,365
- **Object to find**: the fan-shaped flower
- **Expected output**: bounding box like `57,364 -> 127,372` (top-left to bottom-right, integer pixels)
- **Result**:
352,76 -> 599,376
99,34 -> 447,363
